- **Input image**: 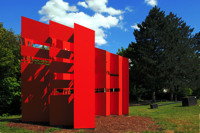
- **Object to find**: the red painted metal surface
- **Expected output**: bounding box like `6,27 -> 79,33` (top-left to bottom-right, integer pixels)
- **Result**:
118,56 -> 122,115
21,16 -> 129,129
21,63 -> 50,122
74,23 -> 95,129
95,48 -> 106,88
21,16 -> 49,43
106,51 -> 111,116
50,95 -> 74,125
95,93 -> 106,115
110,53 -> 119,75
110,92 -> 119,115
49,20 -> 74,42
122,57 -> 129,115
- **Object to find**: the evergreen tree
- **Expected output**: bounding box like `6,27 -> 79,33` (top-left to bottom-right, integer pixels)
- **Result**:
161,12 -> 199,100
117,45 -> 146,103
132,6 -> 167,102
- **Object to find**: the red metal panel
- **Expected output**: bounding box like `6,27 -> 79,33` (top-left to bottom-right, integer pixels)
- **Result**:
95,48 -> 106,88
106,51 -> 110,116
95,93 -> 106,115
21,16 -> 49,43
110,76 -> 119,88
50,61 -> 74,73
49,20 -> 74,42
118,56 -> 122,115
110,92 -> 119,115
50,95 -> 74,125
110,53 -> 119,75
74,23 -> 95,129
122,57 -> 129,115
21,63 -> 50,122
63,41 -> 74,52
21,45 -> 49,59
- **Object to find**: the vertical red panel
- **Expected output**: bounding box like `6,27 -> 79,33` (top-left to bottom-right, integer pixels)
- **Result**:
50,95 -> 74,125
118,56 -> 122,115
106,51 -> 110,116
110,53 -> 119,75
110,92 -> 119,115
122,57 -> 129,115
21,16 -> 49,43
95,48 -> 106,116
74,23 -> 95,129
110,76 -> 119,88
21,63 -> 50,122
95,93 -> 106,115
21,16 -> 51,122
110,53 -> 120,115
49,21 -> 74,42
95,48 -> 106,88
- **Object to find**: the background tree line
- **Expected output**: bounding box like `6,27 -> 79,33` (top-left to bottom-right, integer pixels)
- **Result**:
117,6 -> 200,103
0,23 -> 49,116
0,6 -> 199,116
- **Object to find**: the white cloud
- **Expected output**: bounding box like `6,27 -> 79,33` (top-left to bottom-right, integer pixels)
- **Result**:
77,1 -> 88,8
125,6 -> 133,12
119,15 -> 123,20
144,0 -> 157,6
124,28 -> 128,32
131,23 -> 140,30
38,0 -> 122,46
78,0 -> 123,15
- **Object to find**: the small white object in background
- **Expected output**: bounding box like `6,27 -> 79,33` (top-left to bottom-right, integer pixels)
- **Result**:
65,48 -> 66,50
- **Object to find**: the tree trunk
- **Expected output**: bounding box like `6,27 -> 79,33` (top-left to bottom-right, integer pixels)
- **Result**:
152,91 -> 156,103
175,95 -> 177,101
136,84 -> 139,103
170,86 -> 174,101
152,85 -> 156,103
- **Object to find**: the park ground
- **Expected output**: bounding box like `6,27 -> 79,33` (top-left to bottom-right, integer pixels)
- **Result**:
0,100 -> 199,133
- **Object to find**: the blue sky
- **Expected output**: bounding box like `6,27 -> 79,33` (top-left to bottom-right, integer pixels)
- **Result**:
1,0 -> 200,54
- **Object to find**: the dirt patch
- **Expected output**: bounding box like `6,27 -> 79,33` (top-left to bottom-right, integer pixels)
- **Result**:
5,115 -> 161,133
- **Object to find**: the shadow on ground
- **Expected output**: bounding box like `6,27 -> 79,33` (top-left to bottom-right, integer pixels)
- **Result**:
0,117 -> 74,129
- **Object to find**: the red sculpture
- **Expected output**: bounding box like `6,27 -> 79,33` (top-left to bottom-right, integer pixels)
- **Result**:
21,16 -> 129,129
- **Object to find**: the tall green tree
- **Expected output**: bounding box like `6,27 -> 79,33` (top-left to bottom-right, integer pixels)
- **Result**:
0,22 -> 21,115
132,6 -> 167,102
117,44 -> 147,103
160,12 -> 199,100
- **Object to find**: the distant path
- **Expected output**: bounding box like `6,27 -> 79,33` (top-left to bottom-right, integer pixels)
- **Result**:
129,101 -> 182,107
158,101 -> 182,106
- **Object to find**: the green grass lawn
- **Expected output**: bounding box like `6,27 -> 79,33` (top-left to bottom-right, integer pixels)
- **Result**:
0,100 -> 199,133
129,100 -> 200,133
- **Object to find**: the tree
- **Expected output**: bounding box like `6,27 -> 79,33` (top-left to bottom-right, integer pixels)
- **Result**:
160,12 -> 199,100
132,6 -> 167,102
0,22 -> 21,115
117,45 -> 146,103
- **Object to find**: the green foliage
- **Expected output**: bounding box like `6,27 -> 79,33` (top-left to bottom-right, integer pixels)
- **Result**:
118,6 -> 200,102
177,87 -> 193,98
45,128 -> 61,132
192,88 -> 200,99
0,22 -> 21,116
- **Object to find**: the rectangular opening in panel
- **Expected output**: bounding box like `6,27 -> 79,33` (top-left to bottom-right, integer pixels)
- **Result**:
95,88 -> 108,93
110,88 -> 120,92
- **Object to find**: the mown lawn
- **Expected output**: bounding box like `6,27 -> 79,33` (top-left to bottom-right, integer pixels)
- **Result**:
129,100 -> 200,133
0,100 -> 199,133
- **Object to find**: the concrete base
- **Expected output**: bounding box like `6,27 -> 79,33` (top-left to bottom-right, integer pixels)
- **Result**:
182,96 -> 197,106
150,104 -> 158,109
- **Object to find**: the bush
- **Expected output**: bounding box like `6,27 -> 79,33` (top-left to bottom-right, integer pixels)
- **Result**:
177,87 -> 193,99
